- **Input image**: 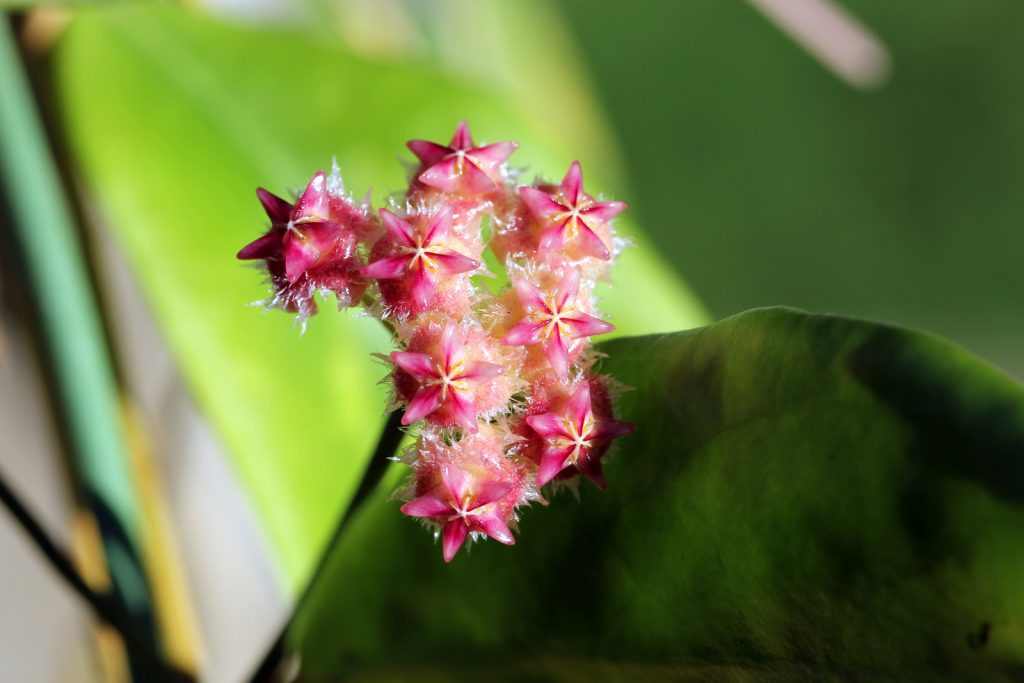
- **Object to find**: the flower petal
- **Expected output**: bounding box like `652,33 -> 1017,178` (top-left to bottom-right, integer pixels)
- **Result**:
237,230 -> 283,260
442,520 -> 469,563
502,320 -> 547,347
526,412 -> 571,440
391,351 -> 438,379
562,312 -> 615,340
408,262 -> 437,309
580,200 -> 627,223
537,445 -> 573,487
402,384 -> 444,424
554,267 -> 581,311
591,417 -> 636,441
511,277 -> 548,312
576,450 -> 607,490
456,360 -> 502,382
560,160 -> 583,206
293,171 -> 329,220
469,141 -> 517,171
576,223 -> 612,260
283,232 -> 320,282
439,321 -> 462,371
407,139 -> 451,166
473,509 -> 515,545
400,492 -> 451,518
428,250 -> 479,276
538,220 -> 570,254
422,206 -> 452,245
518,186 -> 565,222
450,120 -> 473,149
378,208 -> 417,248
363,254 -> 410,280
460,160 -> 499,194
566,382 -> 593,431
441,464 -> 472,503
472,480 -> 513,508
256,188 -> 292,224
447,388 -> 478,433
545,325 -> 570,379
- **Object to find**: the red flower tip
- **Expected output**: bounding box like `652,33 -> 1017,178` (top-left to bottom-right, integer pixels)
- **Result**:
502,267 -> 614,379
526,381 -> 634,489
519,161 -> 626,261
408,122 -> 518,195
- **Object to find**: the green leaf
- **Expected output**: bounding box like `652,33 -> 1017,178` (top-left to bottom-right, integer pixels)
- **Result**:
280,308 -> 1024,681
53,3 -> 706,589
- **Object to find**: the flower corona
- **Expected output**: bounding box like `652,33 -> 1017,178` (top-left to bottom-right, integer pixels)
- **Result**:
238,123 -> 634,561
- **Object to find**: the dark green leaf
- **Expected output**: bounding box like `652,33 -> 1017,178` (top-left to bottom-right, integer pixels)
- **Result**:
281,307 -> 1024,682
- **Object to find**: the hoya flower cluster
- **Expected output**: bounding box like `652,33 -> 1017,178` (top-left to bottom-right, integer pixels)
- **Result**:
238,123 -> 634,562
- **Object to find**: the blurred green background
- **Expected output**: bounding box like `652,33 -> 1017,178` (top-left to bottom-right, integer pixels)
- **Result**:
2,1 -> 1022,681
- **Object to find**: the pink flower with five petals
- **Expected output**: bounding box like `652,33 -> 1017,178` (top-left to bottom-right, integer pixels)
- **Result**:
519,161 -> 626,260
502,268 -> 614,379
408,121 -> 518,195
526,381 -> 634,490
400,463 -> 516,562
392,322 -> 503,432
364,207 -> 480,311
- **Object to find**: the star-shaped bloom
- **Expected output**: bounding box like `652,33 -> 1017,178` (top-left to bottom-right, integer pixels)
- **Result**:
502,268 -> 614,378
518,161 -> 626,260
392,322 -> 502,431
526,382 -> 634,489
400,464 -> 515,562
407,121 -> 518,195
364,207 -> 480,309
237,170 -> 366,314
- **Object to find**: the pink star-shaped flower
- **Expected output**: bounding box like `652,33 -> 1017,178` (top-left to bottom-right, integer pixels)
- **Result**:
364,208 -> 480,309
407,121 -> 518,195
518,161 -> 626,260
237,171 -> 366,313
526,382 -> 634,489
400,463 -> 515,562
502,268 -> 614,379
392,322 -> 502,431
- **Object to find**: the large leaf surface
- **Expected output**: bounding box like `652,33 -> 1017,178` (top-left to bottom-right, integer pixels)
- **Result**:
54,3 -> 706,588
281,308 -> 1024,681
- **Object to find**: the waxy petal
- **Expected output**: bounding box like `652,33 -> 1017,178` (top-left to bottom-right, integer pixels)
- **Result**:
576,450 -> 607,490
591,418 -> 636,441
439,322 -> 462,371
566,382 -> 593,431
580,200 -> 628,223
526,412 -> 571,440
283,232 -> 321,283
407,139 -> 451,166
519,186 -> 566,222
576,223 -> 612,260
537,220 -> 570,254
471,480 -> 514,508
423,207 -> 452,244
442,520 -> 469,563
470,141 -> 517,171
294,171 -> 329,220
420,156 -> 497,194
379,208 -> 417,248
441,464 -> 472,503
561,161 -> 583,206
554,268 -> 581,311
429,250 -> 480,276
363,254 -> 411,280
456,360 -> 502,382
391,351 -> 438,379
450,120 -> 474,149
562,313 -> 615,340
447,388 -> 478,433
237,230 -> 282,260
400,493 -> 451,518
256,188 -> 292,224
502,320 -> 547,347
537,445 -> 574,487
511,278 -> 547,312
408,264 -> 437,309
545,326 -> 571,379
402,384 -> 444,425
473,510 -> 515,545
